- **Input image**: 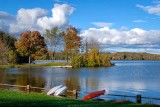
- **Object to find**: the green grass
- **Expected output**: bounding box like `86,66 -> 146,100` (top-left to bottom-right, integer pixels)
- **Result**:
0,89 -> 158,107
0,62 -> 71,68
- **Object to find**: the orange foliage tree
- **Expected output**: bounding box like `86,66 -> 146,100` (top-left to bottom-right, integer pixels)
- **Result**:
64,26 -> 81,62
15,31 -> 47,63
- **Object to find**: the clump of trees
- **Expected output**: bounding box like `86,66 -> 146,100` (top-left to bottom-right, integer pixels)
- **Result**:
46,26 -> 113,67
0,31 -> 17,64
71,50 -> 112,67
70,39 -> 112,67
0,26 -> 113,67
0,30 -> 48,64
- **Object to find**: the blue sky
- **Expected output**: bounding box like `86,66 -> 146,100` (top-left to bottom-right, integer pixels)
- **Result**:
69,0 -> 160,30
1,0 -> 160,30
0,0 -> 160,53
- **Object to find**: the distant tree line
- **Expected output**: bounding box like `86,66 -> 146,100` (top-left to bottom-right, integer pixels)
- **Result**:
108,52 -> 160,60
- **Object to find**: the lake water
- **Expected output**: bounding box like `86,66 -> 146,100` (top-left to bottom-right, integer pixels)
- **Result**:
0,60 -> 160,104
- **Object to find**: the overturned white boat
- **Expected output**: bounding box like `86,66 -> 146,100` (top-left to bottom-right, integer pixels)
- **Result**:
54,86 -> 67,96
47,85 -> 63,95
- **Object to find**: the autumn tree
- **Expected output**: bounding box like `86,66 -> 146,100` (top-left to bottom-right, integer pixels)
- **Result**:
15,31 -> 47,63
64,26 -> 81,62
44,27 -> 64,61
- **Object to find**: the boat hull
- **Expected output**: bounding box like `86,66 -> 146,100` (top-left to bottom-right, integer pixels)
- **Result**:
54,86 -> 67,96
47,85 -> 63,95
83,90 -> 105,100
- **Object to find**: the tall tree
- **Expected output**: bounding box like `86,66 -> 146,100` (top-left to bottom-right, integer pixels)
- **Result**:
64,26 -> 81,62
15,31 -> 47,63
44,27 -> 64,61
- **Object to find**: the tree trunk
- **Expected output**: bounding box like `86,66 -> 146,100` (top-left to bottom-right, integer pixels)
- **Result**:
53,46 -> 57,62
50,42 -> 53,61
66,52 -> 68,62
52,51 -> 55,62
29,55 -> 31,64
52,52 -> 54,61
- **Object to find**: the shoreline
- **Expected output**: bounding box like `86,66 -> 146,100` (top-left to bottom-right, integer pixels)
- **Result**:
0,62 -> 71,69
50,66 -> 73,68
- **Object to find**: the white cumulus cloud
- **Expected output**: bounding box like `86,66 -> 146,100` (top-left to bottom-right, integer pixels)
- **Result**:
9,8 -> 48,34
0,4 -> 75,35
37,4 -> 75,30
80,27 -> 160,44
80,27 -> 160,53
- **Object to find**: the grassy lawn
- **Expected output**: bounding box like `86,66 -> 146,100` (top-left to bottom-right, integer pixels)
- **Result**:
0,89 -> 158,107
0,62 -> 71,68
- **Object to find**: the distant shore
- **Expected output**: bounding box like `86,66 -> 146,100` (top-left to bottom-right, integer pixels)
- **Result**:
108,52 -> 160,60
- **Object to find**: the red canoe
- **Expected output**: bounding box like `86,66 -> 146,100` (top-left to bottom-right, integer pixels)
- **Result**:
83,90 -> 105,100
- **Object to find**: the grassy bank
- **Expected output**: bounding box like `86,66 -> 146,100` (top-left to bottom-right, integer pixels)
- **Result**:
0,90 -> 158,107
0,62 -> 71,68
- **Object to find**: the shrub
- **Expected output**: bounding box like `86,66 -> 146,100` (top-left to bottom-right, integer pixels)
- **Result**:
71,50 -> 113,67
